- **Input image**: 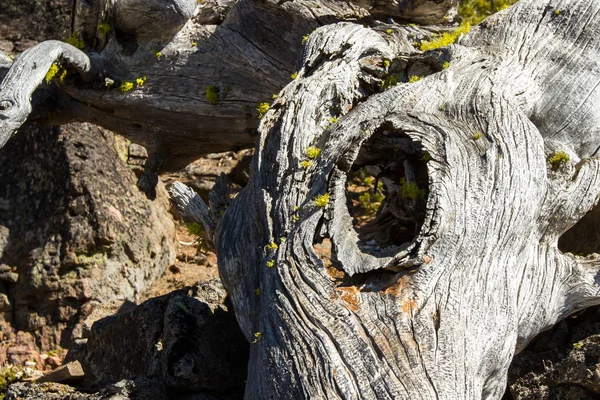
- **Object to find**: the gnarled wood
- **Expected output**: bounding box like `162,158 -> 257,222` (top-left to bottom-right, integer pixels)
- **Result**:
0,41 -> 91,148
3,0 -> 600,399
209,1 -> 600,398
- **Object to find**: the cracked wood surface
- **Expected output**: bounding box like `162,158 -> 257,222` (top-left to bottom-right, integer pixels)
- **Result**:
2,0 -> 600,399
209,1 -> 600,398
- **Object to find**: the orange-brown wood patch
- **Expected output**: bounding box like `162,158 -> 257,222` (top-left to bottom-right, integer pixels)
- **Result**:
335,286 -> 360,312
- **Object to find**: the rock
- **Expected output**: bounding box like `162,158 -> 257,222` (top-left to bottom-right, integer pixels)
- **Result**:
5,378 -> 167,400
0,0 -> 70,57
507,306 -> 600,399
128,143 -> 148,166
194,0 -> 236,25
4,332 -> 42,368
37,361 -> 85,384
0,122 -> 176,362
68,279 -> 248,398
161,150 -> 253,198
0,40 -> 14,54
0,271 -> 18,283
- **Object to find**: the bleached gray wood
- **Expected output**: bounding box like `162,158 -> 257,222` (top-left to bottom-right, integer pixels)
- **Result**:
168,181 -> 218,249
2,0 -> 600,399
213,1 -> 600,399
0,41 -> 91,148
113,0 -> 196,44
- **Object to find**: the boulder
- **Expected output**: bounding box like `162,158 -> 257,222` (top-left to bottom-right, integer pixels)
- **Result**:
68,279 -> 248,398
0,122 -> 176,360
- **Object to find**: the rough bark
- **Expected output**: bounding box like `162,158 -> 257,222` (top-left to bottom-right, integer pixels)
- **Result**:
2,0 -> 600,399
0,0 -> 457,170
174,1 -> 600,399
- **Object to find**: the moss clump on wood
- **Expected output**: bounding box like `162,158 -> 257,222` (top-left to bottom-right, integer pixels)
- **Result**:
458,0 -> 519,25
420,24 -> 471,51
205,86 -> 219,104
548,151 -> 569,171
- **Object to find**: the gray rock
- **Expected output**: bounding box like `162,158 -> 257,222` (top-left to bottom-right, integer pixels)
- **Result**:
0,122 -> 176,359
68,279 -> 248,398
507,306 -> 600,399
5,378 -> 167,400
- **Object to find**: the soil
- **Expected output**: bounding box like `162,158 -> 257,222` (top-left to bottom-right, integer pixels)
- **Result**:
140,220 -> 219,302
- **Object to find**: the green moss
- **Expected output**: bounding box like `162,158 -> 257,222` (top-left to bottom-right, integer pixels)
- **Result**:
66,33 -> 85,49
136,77 -> 147,87
291,71 -> 298,80
386,28 -> 393,34
120,81 -> 134,92
400,178 -> 425,200
266,260 -> 275,268
75,252 -> 107,266
421,151 -> 432,162
420,24 -> 471,51
408,75 -> 421,83
186,222 -> 204,237
266,242 -> 278,250
313,193 -> 329,207
473,132 -> 482,140
442,61 -> 451,69
379,73 -> 400,89
302,34 -> 310,45
256,102 -> 270,118
205,86 -> 219,104
45,63 -> 67,84
45,63 -> 60,84
300,160 -> 311,169
383,59 -> 391,68
573,341 -> 584,350
46,347 -> 63,357
0,365 -> 29,398
97,22 -> 111,36
358,184 -> 385,215
548,151 -> 570,171
458,0 -> 519,25
305,146 -> 321,159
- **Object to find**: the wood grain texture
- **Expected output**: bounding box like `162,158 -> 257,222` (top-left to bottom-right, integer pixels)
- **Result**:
1,0 -> 600,398
0,40 -> 91,148
208,1 -> 600,398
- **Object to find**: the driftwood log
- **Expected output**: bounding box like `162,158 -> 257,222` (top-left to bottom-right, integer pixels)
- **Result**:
2,0 -> 600,399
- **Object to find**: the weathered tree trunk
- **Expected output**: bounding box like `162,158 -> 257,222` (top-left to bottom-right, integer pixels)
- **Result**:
3,0 -> 600,398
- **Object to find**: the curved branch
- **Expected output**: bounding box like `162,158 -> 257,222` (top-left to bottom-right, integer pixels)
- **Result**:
0,41 -> 91,148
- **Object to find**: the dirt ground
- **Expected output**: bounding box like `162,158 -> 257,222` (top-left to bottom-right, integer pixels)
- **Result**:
140,218 -> 219,302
